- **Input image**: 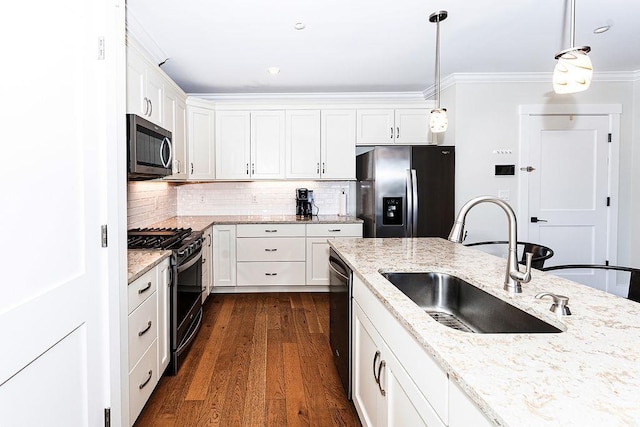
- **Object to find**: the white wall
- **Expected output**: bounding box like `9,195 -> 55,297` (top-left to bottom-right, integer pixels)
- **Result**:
127,181 -> 177,228
632,77 -> 640,267
438,79 -> 635,266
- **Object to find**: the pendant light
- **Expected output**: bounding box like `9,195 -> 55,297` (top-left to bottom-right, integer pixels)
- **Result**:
429,11 -> 448,133
553,0 -> 592,94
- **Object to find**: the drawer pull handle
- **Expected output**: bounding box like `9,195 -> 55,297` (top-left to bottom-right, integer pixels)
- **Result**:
377,360 -> 386,396
328,229 -> 341,232
265,273 -> 278,276
139,370 -> 153,390
264,248 -> 278,252
138,281 -> 152,294
265,229 -> 278,233
373,350 -> 381,383
138,321 -> 152,337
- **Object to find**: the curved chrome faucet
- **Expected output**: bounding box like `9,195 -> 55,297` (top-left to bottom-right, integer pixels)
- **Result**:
448,196 -> 533,293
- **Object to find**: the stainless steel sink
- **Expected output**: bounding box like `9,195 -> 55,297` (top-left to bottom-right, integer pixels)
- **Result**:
381,272 -> 562,334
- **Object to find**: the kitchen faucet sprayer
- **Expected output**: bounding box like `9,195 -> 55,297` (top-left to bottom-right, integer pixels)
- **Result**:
448,196 -> 533,293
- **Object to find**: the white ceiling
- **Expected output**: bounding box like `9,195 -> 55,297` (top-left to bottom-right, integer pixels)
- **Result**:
126,0 -> 640,94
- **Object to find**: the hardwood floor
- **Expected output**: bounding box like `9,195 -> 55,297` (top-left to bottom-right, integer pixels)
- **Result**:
135,293 -> 361,427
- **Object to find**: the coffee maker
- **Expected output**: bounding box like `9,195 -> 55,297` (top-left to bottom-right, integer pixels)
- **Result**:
296,188 -> 314,219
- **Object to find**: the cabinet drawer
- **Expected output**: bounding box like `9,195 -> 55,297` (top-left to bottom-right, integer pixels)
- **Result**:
128,267 -> 157,314
129,339 -> 158,425
237,237 -> 305,262
237,223 -> 305,237
128,292 -> 158,368
306,223 -> 362,237
237,262 -> 306,286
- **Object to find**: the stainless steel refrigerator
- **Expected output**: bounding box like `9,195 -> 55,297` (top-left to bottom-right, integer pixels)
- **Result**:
356,145 -> 455,238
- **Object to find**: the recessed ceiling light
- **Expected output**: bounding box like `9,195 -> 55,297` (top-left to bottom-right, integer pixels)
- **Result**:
593,25 -> 611,34
294,22 -> 305,30
267,67 -> 280,75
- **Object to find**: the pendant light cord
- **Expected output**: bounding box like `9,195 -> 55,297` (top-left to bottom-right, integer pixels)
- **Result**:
435,17 -> 441,109
570,0 -> 576,48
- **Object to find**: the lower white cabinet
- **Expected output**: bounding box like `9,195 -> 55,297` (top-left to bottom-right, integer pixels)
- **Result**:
306,223 -> 362,286
353,275 -> 448,427
213,225 -> 237,287
127,257 -> 170,426
353,301 -> 445,427
201,226 -> 213,301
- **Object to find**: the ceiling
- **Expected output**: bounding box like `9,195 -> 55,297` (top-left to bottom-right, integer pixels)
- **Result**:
126,0 -> 640,94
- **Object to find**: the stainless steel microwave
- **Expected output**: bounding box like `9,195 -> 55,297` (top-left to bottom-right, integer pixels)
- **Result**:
127,114 -> 172,179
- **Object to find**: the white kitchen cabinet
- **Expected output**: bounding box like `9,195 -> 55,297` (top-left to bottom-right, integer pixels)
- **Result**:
215,110 -> 285,180
162,84 -> 188,180
201,226 -> 213,302
236,224 -> 306,286
357,109 -> 431,145
286,109 -> 356,179
353,301 -> 445,427
213,225 -> 237,287
187,100 -> 216,180
126,45 -> 163,126
353,274 -> 449,427
306,223 -> 362,286
448,379 -> 493,427
127,257 -> 170,425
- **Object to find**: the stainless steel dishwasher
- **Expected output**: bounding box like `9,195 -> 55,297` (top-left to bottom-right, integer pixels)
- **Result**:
329,248 -> 353,400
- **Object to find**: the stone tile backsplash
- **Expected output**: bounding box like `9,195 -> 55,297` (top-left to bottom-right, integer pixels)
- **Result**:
127,180 -> 354,228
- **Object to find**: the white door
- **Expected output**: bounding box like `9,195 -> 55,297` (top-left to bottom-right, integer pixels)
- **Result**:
524,114 -> 612,290
251,111 -> 286,179
188,105 -> 216,180
356,109 -> 395,145
321,110 -> 356,179
286,110 -> 321,179
394,109 -> 431,145
215,111 -> 251,179
0,0 -> 113,424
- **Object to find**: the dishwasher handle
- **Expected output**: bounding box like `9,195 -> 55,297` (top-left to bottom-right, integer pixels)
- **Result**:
329,256 -> 350,282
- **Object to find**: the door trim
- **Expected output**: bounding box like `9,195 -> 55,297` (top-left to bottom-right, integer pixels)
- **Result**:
518,104 -> 621,291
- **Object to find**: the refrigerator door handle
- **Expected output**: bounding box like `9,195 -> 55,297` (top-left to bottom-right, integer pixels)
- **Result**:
411,169 -> 418,237
406,169 -> 413,237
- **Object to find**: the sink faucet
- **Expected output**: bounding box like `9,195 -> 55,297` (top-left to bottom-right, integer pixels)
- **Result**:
448,196 -> 533,293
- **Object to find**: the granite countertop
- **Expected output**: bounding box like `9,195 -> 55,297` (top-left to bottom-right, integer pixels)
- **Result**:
329,237 -> 640,426
128,250 -> 171,284
149,214 -> 362,232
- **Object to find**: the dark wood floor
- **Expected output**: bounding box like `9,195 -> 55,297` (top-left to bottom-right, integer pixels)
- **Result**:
135,293 -> 361,427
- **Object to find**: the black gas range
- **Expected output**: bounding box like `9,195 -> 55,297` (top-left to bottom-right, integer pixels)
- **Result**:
128,227 -> 204,375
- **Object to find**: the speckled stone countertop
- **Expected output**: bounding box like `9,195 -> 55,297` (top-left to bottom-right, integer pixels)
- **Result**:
329,237 -> 640,426
128,250 -> 171,284
148,214 -> 362,232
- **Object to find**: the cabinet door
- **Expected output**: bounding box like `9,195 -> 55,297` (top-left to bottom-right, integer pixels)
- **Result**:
321,110 -> 356,179
188,105 -> 216,180
251,111 -> 285,179
126,49 -> 148,118
353,303 -> 383,427
145,67 -> 164,126
172,98 -> 188,179
213,225 -> 237,287
201,227 -> 213,302
215,111 -> 251,179
394,109 -> 430,145
306,238 -> 330,286
356,109 -> 395,145
157,259 -> 171,375
286,110 -> 321,179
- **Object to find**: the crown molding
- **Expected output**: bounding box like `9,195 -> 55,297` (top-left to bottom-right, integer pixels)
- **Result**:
442,71 -> 640,85
190,91 -> 429,104
125,7 -> 169,67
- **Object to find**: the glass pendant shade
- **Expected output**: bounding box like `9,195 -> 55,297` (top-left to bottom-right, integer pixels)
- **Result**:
553,48 -> 593,94
430,108 -> 448,133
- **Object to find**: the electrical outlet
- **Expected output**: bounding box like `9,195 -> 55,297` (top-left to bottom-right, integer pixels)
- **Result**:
200,195 -> 205,203
498,190 -> 510,201
251,194 -> 258,204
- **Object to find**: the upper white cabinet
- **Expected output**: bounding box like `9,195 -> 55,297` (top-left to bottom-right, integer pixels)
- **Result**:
126,45 -> 163,126
286,110 -> 356,180
215,110 -> 285,180
357,109 -> 431,145
187,100 -> 216,180
162,84 -> 188,180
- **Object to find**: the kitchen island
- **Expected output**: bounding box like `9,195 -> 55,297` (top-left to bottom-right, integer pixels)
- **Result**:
330,237 -> 640,426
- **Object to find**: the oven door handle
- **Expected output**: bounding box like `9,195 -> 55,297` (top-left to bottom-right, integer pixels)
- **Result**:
177,248 -> 203,273
175,308 -> 203,355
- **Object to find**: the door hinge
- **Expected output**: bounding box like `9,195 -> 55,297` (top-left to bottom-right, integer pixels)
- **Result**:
98,37 -> 105,60
101,225 -> 108,248
608,133 -> 612,143
520,166 -> 536,172
606,197 -> 611,207
104,408 -> 111,427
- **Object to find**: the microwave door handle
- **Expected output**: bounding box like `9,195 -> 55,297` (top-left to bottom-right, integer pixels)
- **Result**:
160,137 -> 171,168
411,169 -> 418,237
165,137 -> 172,168
406,169 -> 413,237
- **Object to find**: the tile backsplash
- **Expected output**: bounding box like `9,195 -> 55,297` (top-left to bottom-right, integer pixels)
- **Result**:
127,180 -> 354,228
